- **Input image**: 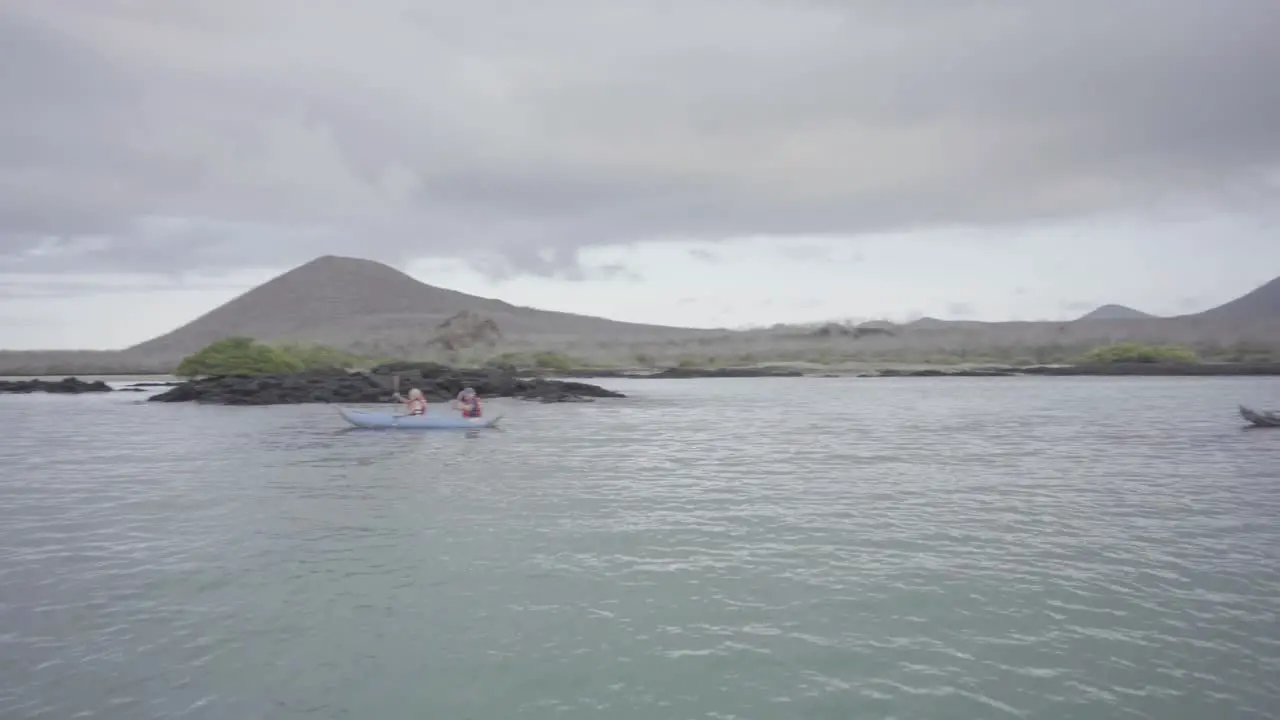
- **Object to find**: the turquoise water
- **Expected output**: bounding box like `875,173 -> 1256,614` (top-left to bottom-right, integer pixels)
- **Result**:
1,376 -> 1278,719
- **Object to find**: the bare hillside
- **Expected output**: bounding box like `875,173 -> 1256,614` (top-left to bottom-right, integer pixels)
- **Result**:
1182,275 -> 1280,321
126,255 -> 716,360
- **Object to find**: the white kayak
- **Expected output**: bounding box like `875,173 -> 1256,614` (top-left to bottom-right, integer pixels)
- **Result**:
335,406 -> 504,429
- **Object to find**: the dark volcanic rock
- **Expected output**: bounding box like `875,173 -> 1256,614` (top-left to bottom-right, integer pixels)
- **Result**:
871,368 -> 1017,377
647,366 -> 804,379
1017,362 -> 1280,376
148,367 -> 625,405
861,362 -> 1280,377
0,377 -> 113,394
545,368 -> 633,379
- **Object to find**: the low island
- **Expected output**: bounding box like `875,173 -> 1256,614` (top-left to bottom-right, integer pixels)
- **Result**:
0,377 -> 114,394
148,364 -> 626,406
134,340 -> 628,405
5,338 -> 1280,405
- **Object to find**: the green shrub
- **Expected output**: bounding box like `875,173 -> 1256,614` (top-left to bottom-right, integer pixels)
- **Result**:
484,352 -> 529,369
175,337 -> 306,377
274,342 -> 366,370
1201,343 -> 1280,363
531,351 -> 577,371
1077,342 -> 1199,364
1030,344 -> 1074,364
805,353 -> 838,365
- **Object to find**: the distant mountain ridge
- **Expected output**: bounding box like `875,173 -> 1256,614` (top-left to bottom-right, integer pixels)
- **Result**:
3,256 -> 1274,375
121,256 -> 1280,360
1075,304 -> 1155,321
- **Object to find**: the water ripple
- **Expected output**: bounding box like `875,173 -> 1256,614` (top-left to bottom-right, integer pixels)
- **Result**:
1,376 -> 1278,719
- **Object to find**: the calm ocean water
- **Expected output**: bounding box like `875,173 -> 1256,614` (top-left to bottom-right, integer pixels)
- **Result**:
1,376 -> 1278,719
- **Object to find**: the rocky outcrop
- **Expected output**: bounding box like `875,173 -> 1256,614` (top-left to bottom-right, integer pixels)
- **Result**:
853,325 -> 896,339
811,323 -> 854,338
861,362 -> 1280,377
810,322 -> 897,339
148,365 -> 625,405
865,368 -> 1016,377
647,366 -> 805,379
0,377 -> 113,394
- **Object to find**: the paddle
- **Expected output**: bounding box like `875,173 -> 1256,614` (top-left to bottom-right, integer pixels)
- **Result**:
389,373 -> 405,419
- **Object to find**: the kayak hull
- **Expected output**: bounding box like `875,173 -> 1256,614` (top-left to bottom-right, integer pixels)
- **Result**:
1239,405 -> 1280,428
336,406 -> 503,429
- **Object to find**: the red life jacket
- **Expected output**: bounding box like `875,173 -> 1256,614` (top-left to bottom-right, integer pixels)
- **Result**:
461,396 -> 482,418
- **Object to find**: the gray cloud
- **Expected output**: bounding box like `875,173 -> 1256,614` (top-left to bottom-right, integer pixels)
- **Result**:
774,243 -> 835,262
947,302 -> 976,318
0,269 -> 259,299
2,0 -> 1279,282
0,279 -> 177,300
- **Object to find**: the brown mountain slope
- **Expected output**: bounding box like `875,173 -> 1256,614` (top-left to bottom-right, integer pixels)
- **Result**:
1181,275 -> 1280,321
126,255 -> 713,359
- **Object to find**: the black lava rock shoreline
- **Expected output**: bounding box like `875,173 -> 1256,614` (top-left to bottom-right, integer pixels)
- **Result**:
1015,362 -> 1280,376
866,362 -> 1280,377
7,361 -> 1280,401
563,362 -> 1280,379
0,377 -> 113,394
147,364 -> 626,405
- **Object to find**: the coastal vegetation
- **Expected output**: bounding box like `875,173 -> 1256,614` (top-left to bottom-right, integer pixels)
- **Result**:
4,336 -> 1280,379
162,337 -> 1237,379
483,351 -> 587,372
172,341 -> 609,379
1075,342 -> 1199,365
175,338 -> 373,378
176,338 -> 303,377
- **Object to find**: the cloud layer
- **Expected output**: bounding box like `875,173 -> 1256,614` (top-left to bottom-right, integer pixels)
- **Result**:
2,0 -> 1278,278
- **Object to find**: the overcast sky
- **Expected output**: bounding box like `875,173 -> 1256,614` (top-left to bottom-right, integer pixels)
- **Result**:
2,0 -> 1278,349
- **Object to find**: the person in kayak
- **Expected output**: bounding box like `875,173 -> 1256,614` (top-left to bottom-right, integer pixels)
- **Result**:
392,387 -> 428,416
455,387 -> 482,418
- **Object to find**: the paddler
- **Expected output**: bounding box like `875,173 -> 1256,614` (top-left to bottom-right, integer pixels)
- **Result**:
392,387 -> 428,416
455,387 -> 482,418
